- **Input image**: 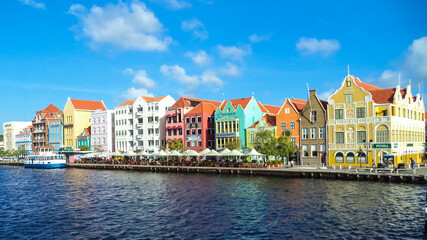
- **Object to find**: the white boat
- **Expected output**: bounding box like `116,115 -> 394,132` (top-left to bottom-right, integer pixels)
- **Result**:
24,147 -> 66,169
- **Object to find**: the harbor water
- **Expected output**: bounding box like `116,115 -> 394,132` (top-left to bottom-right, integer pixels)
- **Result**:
1,165 -> 427,239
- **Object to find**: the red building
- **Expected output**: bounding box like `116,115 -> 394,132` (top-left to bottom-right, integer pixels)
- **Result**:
184,102 -> 221,152
165,97 -> 220,147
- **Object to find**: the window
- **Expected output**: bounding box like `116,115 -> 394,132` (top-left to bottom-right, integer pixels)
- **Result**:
198,129 -> 202,135
178,128 -> 182,135
168,129 -> 171,136
310,128 -> 317,139
186,129 -> 190,135
198,141 -> 202,147
302,128 -> 308,139
346,153 -> 355,163
336,152 -> 344,163
358,153 -> 366,164
335,109 -> 343,119
336,132 -> 344,144
319,144 -> 325,152
191,117 -> 195,123
356,107 -> 366,118
185,117 -> 189,123
376,130 -> 388,143
302,145 -> 309,157
186,141 -> 190,147
311,145 -> 318,157
345,94 -> 353,103
280,122 -> 286,130
357,131 -> 366,143
173,129 -> 177,136
250,132 -> 255,143
197,116 -> 202,122
102,126 -> 105,133
285,108 -> 290,114
290,121 -> 295,130
319,128 -> 325,139
310,111 -> 317,122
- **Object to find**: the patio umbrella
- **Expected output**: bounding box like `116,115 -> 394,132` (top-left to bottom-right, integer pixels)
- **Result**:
111,151 -> 123,157
152,150 -> 168,157
205,149 -> 220,156
168,150 -> 183,156
183,149 -> 200,156
138,150 -> 150,156
125,150 -> 137,157
229,149 -> 244,156
199,148 -> 212,155
246,148 -> 263,156
220,148 -> 231,155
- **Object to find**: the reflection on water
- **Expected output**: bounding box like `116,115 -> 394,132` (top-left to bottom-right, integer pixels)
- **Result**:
1,166 -> 427,239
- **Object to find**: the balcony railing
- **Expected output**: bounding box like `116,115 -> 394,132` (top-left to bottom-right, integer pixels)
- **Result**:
136,111 -> 143,117
136,123 -> 144,128
137,135 -> 144,139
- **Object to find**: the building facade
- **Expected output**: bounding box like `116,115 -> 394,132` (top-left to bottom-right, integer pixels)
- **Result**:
300,90 -> 328,166
63,98 -> 106,150
77,127 -> 91,150
165,97 -> 221,148
49,122 -> 63,151
184,102 -> 219,152
245,114 -> 277,149
3,121 -> 32,151
32,104 -> 63,151
327,75 -> 425,167
91,109 -> 115,153
114,100 -> 134,152
215,97 -> 264,150
15,126 -> 33,154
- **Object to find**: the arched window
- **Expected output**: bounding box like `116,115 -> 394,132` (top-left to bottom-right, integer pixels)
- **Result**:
336,152 -> 344,163
358,152 -> 366,164
346,152 -> 355,163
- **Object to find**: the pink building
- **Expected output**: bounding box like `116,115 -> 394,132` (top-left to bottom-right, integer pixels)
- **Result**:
165,97 -> 220,147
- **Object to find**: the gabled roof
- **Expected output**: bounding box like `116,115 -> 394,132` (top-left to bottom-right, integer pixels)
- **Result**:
259,102 -> 281,114
70,99 -> 106,111
17,125 -> 33,135
116,100 -> 135,108
219,97 -> 252,110
78,126 -> 91,137
291,98 -> 307,112
249,114 -> 277,128
170,97 -> 221,109
186,102 -> 218,115
142,96 -> 168,102
36,104 -> 63,119
353,77 -> 382,91
320,100 -> 328,111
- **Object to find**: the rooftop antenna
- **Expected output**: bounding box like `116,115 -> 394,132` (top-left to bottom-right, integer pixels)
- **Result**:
347,64 -> 350,76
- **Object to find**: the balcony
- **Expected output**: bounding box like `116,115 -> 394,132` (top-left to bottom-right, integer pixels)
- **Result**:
136,111 -> 144,117
136,123 -> 144,128
127,113 -> 133,119
33,129 -> 45,133
64,123 -> 73,128
137,134 -> 144,139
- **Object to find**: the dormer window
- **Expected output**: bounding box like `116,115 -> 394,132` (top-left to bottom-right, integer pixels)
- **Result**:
347,80 -> 351,87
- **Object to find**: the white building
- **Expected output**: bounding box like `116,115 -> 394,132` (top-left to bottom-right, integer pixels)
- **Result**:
91,109 -> 115,153
114,96 -> 175,152
3,121 -> 32,151
15,125 -> 33,154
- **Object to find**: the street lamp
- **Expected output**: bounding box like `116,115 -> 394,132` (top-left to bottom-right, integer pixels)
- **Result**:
363,139 -> 373,167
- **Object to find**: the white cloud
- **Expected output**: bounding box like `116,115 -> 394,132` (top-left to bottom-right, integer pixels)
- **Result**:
181,18 -> 208,40
185,50 -> 211,66
201,71 -> 223,86
249,33 -> 272,43
160,65 -> 198,84
217,44 -> 252,61
69,1 -> 172,52
20,0 -> 45,9
318,88 -> 335,101
122,87 -> 154,100
220,62 -> 240,77
296,37 -> 340,56
151,0 -> 191,10
405,36 -> 427,79
124,69 -> 156,89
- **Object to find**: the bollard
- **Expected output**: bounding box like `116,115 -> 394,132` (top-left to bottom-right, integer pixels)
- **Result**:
340,165 -> 342,170
349,166 -> 351,170
333,165 -> 336,170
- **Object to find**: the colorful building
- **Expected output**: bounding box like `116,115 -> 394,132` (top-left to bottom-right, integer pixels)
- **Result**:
91,109 -> 115,153
114,100 -> 134,152
15,126 -> 33,154
327,75 -> 426,167
77,126 -> 91,150
166,97 -> 221,148
215,97 -> 264,150
32,104 -> 63,151
49,122 -> 63,151
3,121 -> 32,151
63,98 -> 106,150
300,90 -> 328,166
245,114 -> 277,149
184,102 -> 220,151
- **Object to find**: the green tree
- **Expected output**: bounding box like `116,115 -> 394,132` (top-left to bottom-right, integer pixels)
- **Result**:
167,139 -> 184,152
80,145 -> 90,151
223,138 -> 240,150
0,134 -> 3,141
17,145 -> 27,158
253,129 -> 277,157
277,135 -> 297,164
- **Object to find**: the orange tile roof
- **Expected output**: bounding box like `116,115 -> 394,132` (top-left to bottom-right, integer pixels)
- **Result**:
353,77 -> 382,91
71,99 -> 106,111
36,104 -> 63,119
291,98 -> 307,112
219,97 -> 252,110
249,114 -> 277,128
17,125 -> 33,135
257,102 -> 269,113
186,102 -> 218,115
116,100 -> 135,107
171,97 -> 221,109
261,103 -> 281,114
142,96 -> 167,102
78,126 -> 91,137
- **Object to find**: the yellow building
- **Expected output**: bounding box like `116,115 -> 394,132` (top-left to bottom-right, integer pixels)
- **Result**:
327,75 -> 425,167
63,98 -> 106,150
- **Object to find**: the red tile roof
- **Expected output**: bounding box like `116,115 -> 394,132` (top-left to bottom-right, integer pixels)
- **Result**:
186,102 -> 218,115
353,77 -> 382,91
116,100 -> 135,107
35,104 -> 63,119
263,103 -> 281,114
17,125 -> 33,135
249,114 -> 277,128
70,99 -> 106,111
219,97 -> 252,110
142,96 -> 168,102
291,98 -> 307,112
257,102 -> 269,113
171,97 -> 221,109
78,126 -> 91,137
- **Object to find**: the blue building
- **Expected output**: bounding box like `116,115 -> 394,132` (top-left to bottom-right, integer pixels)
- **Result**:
49,122 -> 63,151
15,126 -> 33,154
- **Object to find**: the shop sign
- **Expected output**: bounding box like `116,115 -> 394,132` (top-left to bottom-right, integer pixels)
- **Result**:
393,143 -> 398,148
4,124 -> 11,127
284,130 -> 291,137
407,143 -> 413,147
216,132 -> 238,138
422,143 -> 425,147
373,143 -> 391,149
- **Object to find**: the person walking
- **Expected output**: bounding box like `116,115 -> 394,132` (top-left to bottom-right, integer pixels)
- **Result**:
411,158 -> 415,170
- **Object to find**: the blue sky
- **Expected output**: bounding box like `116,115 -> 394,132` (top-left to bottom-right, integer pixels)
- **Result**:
1,0 -> 426,134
